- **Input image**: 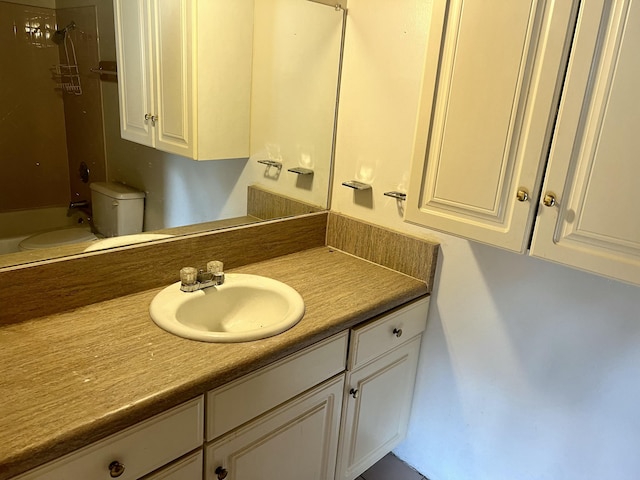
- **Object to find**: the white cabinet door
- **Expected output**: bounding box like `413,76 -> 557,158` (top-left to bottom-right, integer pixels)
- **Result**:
406,0 -> 579,252
530,0 -> 640,286
205,376 -> 344,480
114,0 -> 193,156
114,0 -> 155,147
150,0 -> 193,157
335,336 -> 422,480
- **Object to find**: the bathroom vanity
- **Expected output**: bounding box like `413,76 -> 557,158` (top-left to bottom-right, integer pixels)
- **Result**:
0,216 -> 437,480
12,296 -> 428,480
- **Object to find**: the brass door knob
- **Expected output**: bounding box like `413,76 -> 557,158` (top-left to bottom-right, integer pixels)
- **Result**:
215,466 -> 229,480
349,388 -> 359,399
516,189 -> 529,202
542,193 -> 557,207
393,328 -> 403,338
108,461 -> 125,478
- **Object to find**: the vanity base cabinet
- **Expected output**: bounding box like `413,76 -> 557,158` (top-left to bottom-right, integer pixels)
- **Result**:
205,375 -> 344,480
336,297 -> 429,480
336,337 -> 422,480
12,298 -> 430,480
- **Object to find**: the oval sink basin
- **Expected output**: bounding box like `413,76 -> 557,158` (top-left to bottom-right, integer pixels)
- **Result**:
149,274 -> 305,342
84,233 -> 174,252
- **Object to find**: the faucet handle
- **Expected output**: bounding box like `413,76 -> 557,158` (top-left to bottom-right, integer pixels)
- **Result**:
180,267 -> 198,286
207,261 -> 225,286
207,261 -> 224,274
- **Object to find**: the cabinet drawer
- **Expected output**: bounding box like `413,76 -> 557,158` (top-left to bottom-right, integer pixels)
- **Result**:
143,450 -> 202,480
348,297 -> 429,370
206,331 -> 348,441
16,396 -> 204,480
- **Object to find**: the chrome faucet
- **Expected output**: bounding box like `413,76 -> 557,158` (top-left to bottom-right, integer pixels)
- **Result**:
67,200 -> 98,234
180,261 -> 225,292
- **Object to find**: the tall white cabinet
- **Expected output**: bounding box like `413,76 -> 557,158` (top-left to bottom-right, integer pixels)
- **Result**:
113,0 -> 253,160
407,0 -> 640,286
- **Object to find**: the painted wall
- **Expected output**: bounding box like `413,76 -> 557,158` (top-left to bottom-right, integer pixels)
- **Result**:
331,1 -> 640,479
250,0 -> 342,209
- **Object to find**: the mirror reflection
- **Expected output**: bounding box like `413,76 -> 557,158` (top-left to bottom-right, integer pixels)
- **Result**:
0,0 -> 344,269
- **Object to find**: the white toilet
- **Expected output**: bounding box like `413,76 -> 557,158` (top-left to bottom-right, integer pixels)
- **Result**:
18,182 -> 145,251
89,182 -> 146,238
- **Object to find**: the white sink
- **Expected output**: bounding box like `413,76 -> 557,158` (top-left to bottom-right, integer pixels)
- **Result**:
84,233 -> 173,252
149,274 -> 305,342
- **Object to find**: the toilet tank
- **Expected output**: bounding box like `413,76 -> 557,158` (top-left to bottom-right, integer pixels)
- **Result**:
90,182 -> 145,237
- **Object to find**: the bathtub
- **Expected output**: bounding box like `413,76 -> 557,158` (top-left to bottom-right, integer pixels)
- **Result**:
0,206 -> 80,254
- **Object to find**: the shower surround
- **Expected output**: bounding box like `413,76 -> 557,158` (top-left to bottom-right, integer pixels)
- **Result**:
0,1 -> 106,245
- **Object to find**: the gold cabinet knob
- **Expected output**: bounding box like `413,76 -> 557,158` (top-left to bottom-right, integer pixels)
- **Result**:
108,461 -> 125,478
215,466 -> 229,480
516,188 -> 529,202
542,193 -> 557,207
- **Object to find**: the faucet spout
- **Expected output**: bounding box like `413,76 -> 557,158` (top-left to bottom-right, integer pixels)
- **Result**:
67,200 -> 90,217
66,200 -> 98,234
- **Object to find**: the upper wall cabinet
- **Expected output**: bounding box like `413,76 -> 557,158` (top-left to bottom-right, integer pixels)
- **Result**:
406,0 -> 579,252
529,0 -> 640,285
407,0 -> 640,286
114,0 -> 253,160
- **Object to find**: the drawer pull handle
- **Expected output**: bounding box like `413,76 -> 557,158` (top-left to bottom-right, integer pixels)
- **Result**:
393,328 -> 403,338
108,461 -> 125,478
349,388 -> 359,399
215,466 -> 229,479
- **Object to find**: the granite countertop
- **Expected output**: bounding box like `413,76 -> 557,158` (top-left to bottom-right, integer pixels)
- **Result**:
0,247 -> 428,479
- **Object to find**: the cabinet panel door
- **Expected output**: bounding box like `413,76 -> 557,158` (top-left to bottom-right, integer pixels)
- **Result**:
531,0 -> 640,286
336,336 -> 421,480
205,376 -> 344,480
114,0 -> 155,147
406,0 -> 578,252
151,0 -> 194,156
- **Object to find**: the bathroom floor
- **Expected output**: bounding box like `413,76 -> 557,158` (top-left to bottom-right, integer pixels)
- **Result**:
358,453 -> 428,480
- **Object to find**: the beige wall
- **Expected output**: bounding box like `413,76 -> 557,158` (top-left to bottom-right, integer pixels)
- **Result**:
249,0 -> 343,208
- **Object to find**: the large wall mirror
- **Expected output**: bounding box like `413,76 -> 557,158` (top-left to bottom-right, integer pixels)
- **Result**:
0,0 -> 344,269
